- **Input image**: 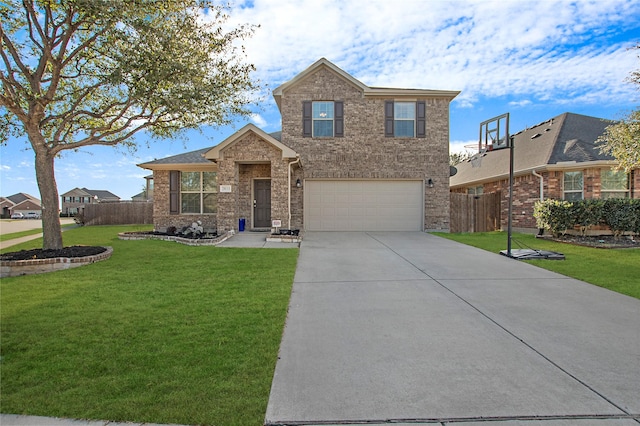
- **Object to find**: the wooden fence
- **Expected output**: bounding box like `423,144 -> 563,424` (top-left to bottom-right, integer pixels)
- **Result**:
82,202 -> 153,226
450,191 -> 501,233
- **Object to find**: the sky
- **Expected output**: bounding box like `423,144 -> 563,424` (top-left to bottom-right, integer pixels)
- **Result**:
1,0 -> 639,201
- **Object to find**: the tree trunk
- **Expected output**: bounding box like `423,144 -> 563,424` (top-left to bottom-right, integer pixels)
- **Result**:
34,150 -> 64,250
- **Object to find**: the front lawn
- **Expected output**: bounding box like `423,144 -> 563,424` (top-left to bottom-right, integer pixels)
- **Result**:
1,225 -> 298,426
433,231 -> 640,300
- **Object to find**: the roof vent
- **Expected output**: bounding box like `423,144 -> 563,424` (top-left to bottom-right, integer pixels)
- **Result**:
531,133 -> 541,139
545,128 -> 551,132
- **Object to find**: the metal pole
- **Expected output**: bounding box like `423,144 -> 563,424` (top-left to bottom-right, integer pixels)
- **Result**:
507,128 -> 514,257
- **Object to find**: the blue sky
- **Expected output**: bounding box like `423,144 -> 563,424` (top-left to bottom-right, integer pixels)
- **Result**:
1,0 -> 639,201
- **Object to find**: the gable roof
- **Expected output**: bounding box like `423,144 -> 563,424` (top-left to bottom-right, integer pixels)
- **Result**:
204,124 -> 297,160
138,147 -> 214,170
272,58 -> 460,110
450,113 -> 618,188
60,187 -> 120,200
4,193 -> 39,204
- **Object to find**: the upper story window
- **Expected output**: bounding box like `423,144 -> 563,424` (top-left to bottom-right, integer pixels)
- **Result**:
175,171 -> 217,214
303,101 -> 343,138
385,100 -> 426,138
563,171 -> 583,201
601,169 -> 629,199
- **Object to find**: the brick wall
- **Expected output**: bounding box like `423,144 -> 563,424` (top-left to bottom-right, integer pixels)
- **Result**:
458,168 -> 639,231
152,170 -> 217,233
280,66 -> 452,231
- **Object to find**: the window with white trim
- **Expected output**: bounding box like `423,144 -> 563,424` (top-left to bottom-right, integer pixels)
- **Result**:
180,171 -> 217,214
601,169 -> 629,199
563,171 -> 583,201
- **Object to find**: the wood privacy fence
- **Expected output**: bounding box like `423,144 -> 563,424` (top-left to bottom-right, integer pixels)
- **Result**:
450,191 -> 501,233
82,202 -> 153,226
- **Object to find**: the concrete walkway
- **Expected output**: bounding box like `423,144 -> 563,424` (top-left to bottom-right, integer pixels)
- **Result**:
265,232 -> 640,425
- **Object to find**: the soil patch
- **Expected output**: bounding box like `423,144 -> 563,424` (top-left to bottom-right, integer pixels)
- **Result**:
543,234 -> 638,249
1,246 -> 107,261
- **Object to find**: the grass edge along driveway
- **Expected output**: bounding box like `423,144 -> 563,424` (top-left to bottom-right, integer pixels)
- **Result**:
1,225 -> 298,426
433,231 -> 640,300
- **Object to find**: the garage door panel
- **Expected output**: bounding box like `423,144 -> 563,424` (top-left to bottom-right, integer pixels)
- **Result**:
304,180 -> 423,231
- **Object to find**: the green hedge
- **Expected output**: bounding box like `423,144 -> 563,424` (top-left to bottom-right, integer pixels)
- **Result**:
534,198 -> 640,237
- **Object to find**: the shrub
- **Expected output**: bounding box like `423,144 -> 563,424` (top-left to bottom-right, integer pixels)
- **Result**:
571,199 -> 604,236
535,198 -> 639,239
534,199 -> 574,237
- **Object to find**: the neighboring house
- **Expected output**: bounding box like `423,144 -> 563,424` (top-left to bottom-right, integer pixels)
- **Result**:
132,175 -> 154,202
450,112 -> 639,231
60,187 -> 120,215
0,193 -> 41,217
139,58 -> 459,233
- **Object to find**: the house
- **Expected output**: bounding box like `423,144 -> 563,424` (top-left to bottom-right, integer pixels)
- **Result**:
60,187 -> 120,215
132,175 -> 154,202
450,112 -> 639,231
0,193 -> 41,218
139,58 -> 459,234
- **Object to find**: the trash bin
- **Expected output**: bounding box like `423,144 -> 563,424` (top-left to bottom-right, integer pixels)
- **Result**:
239,218 -> 245,232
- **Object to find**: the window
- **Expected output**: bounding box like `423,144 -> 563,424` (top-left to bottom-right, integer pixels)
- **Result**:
303,101 -> 343,138
385,100 -> 426,138
563,171 -> 583,201
179,171 -> 217,214
601,169 -> 629,199
467,185 -> 484,195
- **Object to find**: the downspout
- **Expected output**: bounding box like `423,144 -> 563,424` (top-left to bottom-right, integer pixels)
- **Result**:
532,170 -> 544,201
288,156 -> 301,229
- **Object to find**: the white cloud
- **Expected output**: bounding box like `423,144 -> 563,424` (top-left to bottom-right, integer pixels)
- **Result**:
250,113 -> 267,128
0,165 -> 10,171
222,0 -> 639,108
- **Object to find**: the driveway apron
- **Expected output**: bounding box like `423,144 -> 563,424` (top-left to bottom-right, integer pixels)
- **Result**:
265,232 -> 640,425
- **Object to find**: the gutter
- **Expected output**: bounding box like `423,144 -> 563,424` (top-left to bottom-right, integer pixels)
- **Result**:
532,170 -> 544,201
288,156 -> 301,229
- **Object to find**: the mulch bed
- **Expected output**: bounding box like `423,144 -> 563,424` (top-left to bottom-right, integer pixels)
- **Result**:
1,246 -> 107,261
543,234 -> 638,249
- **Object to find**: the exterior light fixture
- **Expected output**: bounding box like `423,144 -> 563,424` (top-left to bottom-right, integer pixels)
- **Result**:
428,178 -> 434,188
296,178 -> 302,188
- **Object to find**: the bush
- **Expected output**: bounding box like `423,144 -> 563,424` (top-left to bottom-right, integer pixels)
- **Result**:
534,199 -> 574,237
534,198 -> 639,238
602,198 -> 639,239
571,199 -> 604,236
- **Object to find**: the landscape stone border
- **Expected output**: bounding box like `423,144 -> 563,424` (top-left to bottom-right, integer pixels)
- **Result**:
1,246 -> 113,278
118,231 -> 232,246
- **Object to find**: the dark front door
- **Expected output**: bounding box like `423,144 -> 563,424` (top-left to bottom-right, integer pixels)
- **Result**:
254,179 -> 271,228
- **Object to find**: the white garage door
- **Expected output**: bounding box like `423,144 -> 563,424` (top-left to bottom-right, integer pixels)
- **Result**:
304,180 -> 424,231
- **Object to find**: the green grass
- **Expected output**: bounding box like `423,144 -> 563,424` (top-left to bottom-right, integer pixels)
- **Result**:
1,225 -> 298,426
433,231 -> 640,299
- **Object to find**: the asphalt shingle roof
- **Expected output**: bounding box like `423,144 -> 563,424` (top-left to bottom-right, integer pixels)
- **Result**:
450,113 -> 616,187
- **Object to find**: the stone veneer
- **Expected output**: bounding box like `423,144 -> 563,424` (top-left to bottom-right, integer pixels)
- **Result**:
280,66 -> 452,231
150,62 -> 456,233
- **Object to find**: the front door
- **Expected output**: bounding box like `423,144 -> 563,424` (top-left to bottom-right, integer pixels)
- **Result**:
254,179 -> 271,228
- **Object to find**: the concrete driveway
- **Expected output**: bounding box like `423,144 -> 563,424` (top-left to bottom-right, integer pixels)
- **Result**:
265,232 -> 640,425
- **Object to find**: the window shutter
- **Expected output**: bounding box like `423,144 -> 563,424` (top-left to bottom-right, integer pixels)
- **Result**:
384,101 -> 394,137
416,101 -> 426,138
169,171 -> 179,215
303,101 -> 312,137
334,101 -> 344,137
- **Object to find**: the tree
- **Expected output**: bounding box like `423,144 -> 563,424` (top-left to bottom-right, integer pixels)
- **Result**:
1,0 -> 259,249
597,43 -> 640,173
449,150 -> 472,166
